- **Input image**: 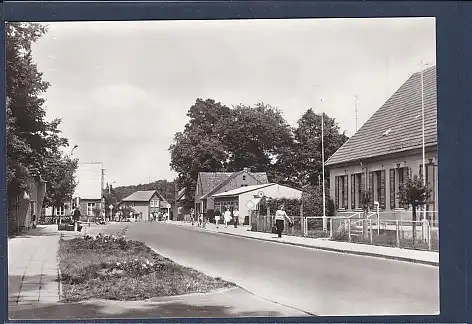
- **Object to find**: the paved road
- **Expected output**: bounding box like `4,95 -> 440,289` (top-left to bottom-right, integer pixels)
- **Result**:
98,222 -> 439,316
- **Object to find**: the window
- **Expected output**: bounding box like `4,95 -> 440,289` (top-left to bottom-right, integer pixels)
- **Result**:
87,203 -> 96,216
242,175 -> 246,180
150,200 -> 155,207
392,167 -> 410,209
55,206 -> 65,216
351,173 -> 363,209
241,184 -> 248,187
335,175 -> 348,210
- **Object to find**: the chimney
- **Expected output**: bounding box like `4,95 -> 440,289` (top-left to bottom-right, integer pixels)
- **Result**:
243,167 -> 251,173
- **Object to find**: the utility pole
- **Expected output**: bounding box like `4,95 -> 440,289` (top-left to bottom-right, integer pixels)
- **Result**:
321,98 -> 327,232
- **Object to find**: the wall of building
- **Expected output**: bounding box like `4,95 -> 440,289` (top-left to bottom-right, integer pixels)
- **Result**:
328,149 -> 438,223
201,172 -> 265,213
8,180 -> 47,234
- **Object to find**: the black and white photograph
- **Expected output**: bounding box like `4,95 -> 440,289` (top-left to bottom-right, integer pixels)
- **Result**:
7,17 -> 438,319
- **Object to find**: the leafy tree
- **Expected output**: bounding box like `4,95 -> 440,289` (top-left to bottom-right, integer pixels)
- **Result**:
398,175 -> 431,241
222,102 -> 293,174
6,22 -> 71,201
42,154 -> 79,216
169,98 -> 233,206
277,109 -> 348,188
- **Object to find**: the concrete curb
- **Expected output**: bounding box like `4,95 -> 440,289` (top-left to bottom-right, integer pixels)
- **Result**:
57,233 -> 63,303
166,222 -> 439,267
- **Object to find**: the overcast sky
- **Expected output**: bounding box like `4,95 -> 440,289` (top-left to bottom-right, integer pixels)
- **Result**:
31,18 -> 436,186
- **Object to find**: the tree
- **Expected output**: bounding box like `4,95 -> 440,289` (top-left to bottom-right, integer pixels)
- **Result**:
277,109 -> 348,188
360,190 -> 372,240
169,98 -> 233,206
222,102 -> 293,175
398,175 -> 431,241
42,154 -> 79,217
6,22 -> 71,201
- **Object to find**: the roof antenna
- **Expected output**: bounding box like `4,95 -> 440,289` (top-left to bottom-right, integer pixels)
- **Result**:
354,95 -> 358,132
385,55 -> 389,99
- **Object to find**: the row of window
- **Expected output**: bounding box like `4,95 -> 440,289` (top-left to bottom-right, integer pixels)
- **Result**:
334,164 -> 436,211
214,201 -> 239,213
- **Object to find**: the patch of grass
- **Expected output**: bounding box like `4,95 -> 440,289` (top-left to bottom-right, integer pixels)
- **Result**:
58,234 -> 234,302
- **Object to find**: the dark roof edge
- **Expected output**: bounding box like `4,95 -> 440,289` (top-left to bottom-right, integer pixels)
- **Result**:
326,143 -> 437,169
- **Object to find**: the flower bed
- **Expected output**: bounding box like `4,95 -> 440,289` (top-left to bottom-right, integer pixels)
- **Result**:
58,228 -> 234,302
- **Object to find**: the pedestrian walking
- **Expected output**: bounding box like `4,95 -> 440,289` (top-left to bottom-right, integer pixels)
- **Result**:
31,214 -> 36,229
190,208 -> 195,225
214,209 -> 221,228
274,205 -> 292,239
224,208 -> 232,228
73,206 -> 81,231
233,208 -> 239,228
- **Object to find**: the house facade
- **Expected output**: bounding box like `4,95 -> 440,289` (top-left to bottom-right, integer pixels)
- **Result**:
9,176 -> 47,234
212,183 -> 303,225
44,162 -> 105,221
326,66 -> 438,225
119,190 -> 169,222
194,167 -> 269,216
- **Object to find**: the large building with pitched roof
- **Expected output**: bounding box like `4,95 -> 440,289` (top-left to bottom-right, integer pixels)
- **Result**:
195,167 -> 269,217
326,66 -> 438,225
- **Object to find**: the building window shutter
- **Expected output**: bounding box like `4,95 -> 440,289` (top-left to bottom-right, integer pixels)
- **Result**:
389,169 -> 396,209
380,170 -> 386,209
368,171 -> 374,209
351,174 -> 356,210
334,176 -> 339,209
343,176 -> 348,210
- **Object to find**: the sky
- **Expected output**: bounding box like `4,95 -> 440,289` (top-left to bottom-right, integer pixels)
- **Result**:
31,17 -> 436,187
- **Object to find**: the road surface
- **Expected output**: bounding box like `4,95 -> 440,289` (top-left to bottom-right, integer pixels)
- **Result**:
97,222 -> 439,316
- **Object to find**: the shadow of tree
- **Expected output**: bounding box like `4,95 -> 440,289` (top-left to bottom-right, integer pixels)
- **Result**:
9,302 -> 285,320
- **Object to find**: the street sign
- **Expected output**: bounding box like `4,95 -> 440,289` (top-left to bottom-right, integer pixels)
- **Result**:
109,205 -> 113,210
246,200 -> 255,210
258,191 -> 264,198
166,203 -> 171,209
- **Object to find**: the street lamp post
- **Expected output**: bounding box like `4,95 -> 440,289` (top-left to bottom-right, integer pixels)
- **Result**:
321,99 -> 327,232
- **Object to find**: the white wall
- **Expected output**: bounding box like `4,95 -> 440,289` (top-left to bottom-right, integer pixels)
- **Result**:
238,184 -> 302,224
74,163 -> 103,200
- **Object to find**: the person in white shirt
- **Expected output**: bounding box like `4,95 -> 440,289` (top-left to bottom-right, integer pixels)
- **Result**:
224,208 -> 232,228
274,205 -> 292,238
233,208 -> 240,228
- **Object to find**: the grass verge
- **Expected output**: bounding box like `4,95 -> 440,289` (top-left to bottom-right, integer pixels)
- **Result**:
58,231 -> 234,302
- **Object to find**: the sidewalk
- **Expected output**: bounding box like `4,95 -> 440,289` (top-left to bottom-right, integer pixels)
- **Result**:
166,220 -> 439,266
8,224 -> 309,320
8,225 -> 61,308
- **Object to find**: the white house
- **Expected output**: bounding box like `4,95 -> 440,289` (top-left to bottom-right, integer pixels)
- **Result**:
211,183 -> 302,225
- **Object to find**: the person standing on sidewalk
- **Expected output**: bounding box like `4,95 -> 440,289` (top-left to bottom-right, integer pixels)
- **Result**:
275,205 -> 292,239
73,206 -> 81,231
233,208 -> 240,228
214,209 -> 221,228
224,208 -> 231,228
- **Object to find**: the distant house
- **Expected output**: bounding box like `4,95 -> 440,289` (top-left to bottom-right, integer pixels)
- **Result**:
195,167 -> 269,216
8,175 -> 47,234
326,66 -> 438,225
44,162 -> 105,221
212,183 -> 302,225
119,190 -> 169,222
174,188 -> 190,221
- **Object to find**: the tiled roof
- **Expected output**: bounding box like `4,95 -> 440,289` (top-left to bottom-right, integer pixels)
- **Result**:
122,190 -> 158,202
198,170 -> 269,199
326,65 -> 437,167
212,183 -> 275,197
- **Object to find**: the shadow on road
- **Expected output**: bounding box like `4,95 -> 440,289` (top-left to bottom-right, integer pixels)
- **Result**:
9,301 -> 283,319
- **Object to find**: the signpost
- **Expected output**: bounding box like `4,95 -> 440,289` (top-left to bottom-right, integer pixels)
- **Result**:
109,204 -> 113,221
166,203 -> 171,221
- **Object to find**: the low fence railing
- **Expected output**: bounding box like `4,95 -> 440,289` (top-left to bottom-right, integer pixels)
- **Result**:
250,213 -> 438,252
